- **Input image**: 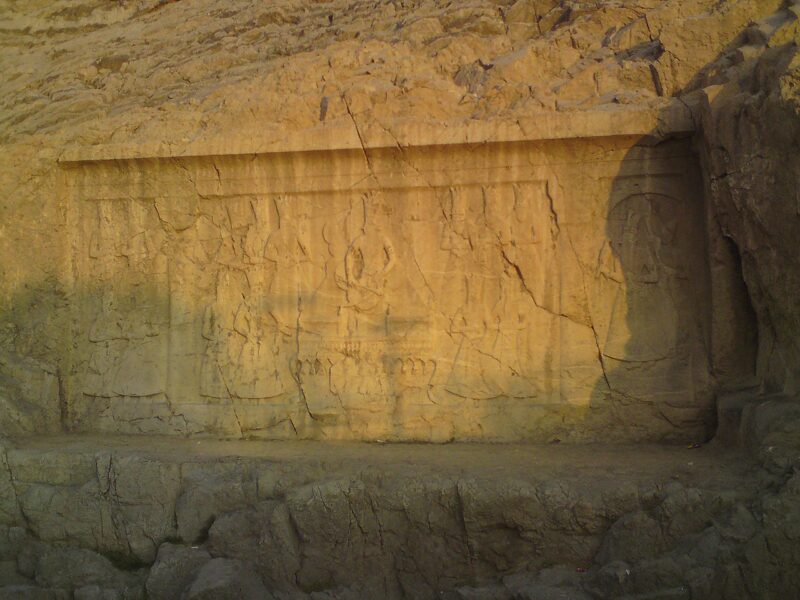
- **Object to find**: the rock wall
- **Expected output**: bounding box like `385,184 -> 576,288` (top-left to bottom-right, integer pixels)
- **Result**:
694,6 -> 800,395
0,0 -> 796,440
0,1 -> 799,598
0,425 -> 797,599
54,116 -> 723,442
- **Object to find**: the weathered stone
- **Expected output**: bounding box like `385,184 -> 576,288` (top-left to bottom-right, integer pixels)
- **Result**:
0,586 -> 70,600
0,558 -> 30,585
57,127 -> 722,444
181,558 -> 271,600
0,351 -> 60,435
6,449 -> 179,563
0,0 -> 791,447
206,501 -> 300,590
146,543 -> 211,600
596,511 -> 667,565
0,445 -> 22,525
0,434 -> 774,598
175,463 -> 258,543
511,586 -> 592,600
32,546 -> 144,594
0,0 -> 799,598
0,525 -> 26,564
73,586 -> 121,600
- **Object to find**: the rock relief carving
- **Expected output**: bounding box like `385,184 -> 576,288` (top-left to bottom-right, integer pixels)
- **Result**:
439,182 -> 560,401
296,191 -> 435,420
200,268 -> 287,401
82,200 -> 169,399
600,193 -> 684,363
68,147 -> 712,439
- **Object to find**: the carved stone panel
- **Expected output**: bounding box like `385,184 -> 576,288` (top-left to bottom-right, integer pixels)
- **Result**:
63,136 -> 713,441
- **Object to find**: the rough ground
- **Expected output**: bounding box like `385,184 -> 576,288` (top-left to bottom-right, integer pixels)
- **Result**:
0,409 -> 796,599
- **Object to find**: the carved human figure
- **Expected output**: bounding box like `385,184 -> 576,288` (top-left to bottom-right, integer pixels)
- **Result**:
600,193 -> 681,362
83,200 -> 169,399
264,196 -> 326,332
442,183 -> 554,400
200,268 -> 286,400
334,193 -> 397,338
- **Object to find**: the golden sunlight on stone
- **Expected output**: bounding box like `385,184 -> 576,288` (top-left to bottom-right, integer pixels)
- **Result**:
0,0 -> 799,598
57,111 -> 726,443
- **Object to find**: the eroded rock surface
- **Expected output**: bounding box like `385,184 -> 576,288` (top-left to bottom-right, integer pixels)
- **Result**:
0,0 -> 797,441
55,128 -> 722,442
1,0 -> 800,597
0,406 -> 795,598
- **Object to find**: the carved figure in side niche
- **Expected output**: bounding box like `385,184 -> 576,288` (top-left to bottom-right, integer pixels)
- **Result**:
601,194 -> 682,362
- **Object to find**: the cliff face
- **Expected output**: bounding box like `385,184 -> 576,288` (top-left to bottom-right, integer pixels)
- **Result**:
697,19 -> 800,395
1,3 -> 800,598
0,0 -> 784,143
0,0 -> 798,441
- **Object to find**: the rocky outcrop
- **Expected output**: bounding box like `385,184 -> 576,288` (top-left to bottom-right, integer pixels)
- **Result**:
0,0 -> 799,596
0,401 -> 795,598
1,0 -> 797,441
694,5 -> 800,395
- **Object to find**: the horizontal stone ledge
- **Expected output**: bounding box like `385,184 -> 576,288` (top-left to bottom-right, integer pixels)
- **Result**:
0,434 -> 757,587
2,433 -> 749,487
58,102 -> 695,164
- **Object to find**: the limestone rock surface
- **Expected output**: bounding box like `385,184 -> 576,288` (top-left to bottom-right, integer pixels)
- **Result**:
0,422 -> 792,598
3,0 -> 796,441
1,0 -> 800,594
